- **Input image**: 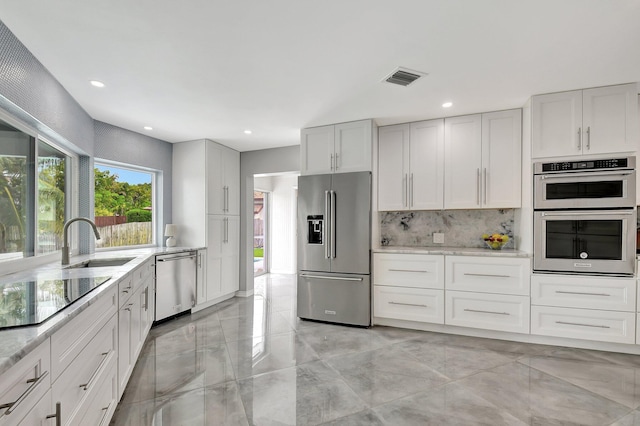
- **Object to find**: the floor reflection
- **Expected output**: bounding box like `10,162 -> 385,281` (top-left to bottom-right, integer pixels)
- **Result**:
111,273 -> 640,426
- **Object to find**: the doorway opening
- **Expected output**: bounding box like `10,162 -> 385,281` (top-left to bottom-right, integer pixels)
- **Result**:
254,190 -> 268,276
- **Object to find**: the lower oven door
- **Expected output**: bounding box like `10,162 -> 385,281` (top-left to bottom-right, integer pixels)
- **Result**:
534,210 -> 636,275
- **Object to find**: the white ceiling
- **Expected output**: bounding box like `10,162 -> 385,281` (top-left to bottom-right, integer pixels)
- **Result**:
1,0 -> 639,152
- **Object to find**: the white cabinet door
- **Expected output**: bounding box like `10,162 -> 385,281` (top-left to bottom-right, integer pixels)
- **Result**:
223,147 -> 240,216
583,84 -> 638,155
16,390 -> 52,426
221,216 -> 240,258
445,256 -> 530,296
301,125 -> 334,175
481,110 -> 521,208
221,254 -> 240,295
410,119 -> 444,210
531,90 -> 582,158
377,124 -> 408,211
206,142 -> 225,215
373,253 -> 445,289
374,286 -> 444,324
444,114 -> 482,209
334,120 -> 372,173
445,291 -> 530,334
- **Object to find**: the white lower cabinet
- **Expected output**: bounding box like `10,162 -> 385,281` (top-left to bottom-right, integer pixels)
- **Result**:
531,306 -> 636,344
0,339 -> 51,426
374,286 -> 444,323
445,290 -> 530,334
15,390 -> 53,426
373,253 -> 444,289
76,357 -> 118,426
445,256 -> 530,296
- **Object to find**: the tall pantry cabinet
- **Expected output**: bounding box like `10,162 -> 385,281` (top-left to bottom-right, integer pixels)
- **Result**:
173,139 -> 240,308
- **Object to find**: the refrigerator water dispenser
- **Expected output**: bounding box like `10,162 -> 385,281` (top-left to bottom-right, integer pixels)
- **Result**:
307,215 -> 323,244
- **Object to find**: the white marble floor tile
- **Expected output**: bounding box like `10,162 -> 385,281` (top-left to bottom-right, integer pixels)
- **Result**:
220,309 -> 294,343
296,323 -> 391,359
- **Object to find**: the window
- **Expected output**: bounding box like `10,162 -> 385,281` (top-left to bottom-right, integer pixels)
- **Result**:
94,163 -> 155,249
0,118 -> 71,262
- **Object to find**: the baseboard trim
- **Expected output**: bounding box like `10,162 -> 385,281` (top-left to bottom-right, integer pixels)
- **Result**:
235,289 -> 254,298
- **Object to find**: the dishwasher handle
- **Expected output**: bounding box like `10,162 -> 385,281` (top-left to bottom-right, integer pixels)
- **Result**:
156,253 -> 197,262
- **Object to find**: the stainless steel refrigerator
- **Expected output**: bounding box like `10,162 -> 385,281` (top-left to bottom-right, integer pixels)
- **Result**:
297,171 -> 371,326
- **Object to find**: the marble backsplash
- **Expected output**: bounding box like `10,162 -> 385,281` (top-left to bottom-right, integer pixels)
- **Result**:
380,209 -> 515,248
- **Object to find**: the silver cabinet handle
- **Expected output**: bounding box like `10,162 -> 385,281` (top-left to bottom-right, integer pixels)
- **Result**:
463,273 -> 510,278
198,252 -> 202,268
300,274 -> 363,282
335,153 -> 339,170
555,290 -> 610,297
99,402 -> 112,426
403,174 -> 408,208
389,269 -> 428,273
464,308 -> 510,316
556,321 -> 610,329
79,352 -> 110,391
0,370 -> 49,415
330,153 -> 334,171
46,402 -> 61,426
143,287 -> 149,311
476,168 -> 481,205
224,217 -> 229,243
410,173 -> 414,207
586,126 -> 590,150
389,301 -> 428,307
483,168 -> 487,205
577,127 -> 582,150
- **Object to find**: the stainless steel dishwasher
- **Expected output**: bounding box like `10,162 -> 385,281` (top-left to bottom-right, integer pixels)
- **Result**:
155,251 -> 197,321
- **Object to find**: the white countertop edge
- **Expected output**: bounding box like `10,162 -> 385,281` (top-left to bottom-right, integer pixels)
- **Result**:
373,246 -> 532,258
0,246 -> 203,375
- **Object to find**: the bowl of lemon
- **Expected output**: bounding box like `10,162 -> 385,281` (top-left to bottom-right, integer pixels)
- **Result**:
482,233 -> 510,250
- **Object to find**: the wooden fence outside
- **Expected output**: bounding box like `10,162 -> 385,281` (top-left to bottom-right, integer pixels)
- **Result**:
96,222 -> 152,248
95,216 -> 127,227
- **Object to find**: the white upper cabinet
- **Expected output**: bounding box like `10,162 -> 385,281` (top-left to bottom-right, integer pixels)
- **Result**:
301,119 -> 372,175
444,110 -> 522,209
482,109 -> 522,208
532,83 -> 638,158
444,114 -> 483,209
377,120 -> 444,211
208,143 -> 240,216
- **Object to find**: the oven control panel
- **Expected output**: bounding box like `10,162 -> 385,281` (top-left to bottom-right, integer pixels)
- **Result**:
537,157 -> 632,173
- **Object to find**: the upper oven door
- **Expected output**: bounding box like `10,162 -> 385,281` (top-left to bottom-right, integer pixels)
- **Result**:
534,170 -> 636,210
533,210 -> 636,275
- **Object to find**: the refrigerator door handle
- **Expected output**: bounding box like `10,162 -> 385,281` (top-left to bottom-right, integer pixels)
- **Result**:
325,190 -> 331,259
300,273 -> 363,282
331,190 -> 337,259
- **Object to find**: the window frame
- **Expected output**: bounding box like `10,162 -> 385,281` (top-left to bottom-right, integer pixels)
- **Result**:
93,159 -> 159,251
0,108 -> 78,273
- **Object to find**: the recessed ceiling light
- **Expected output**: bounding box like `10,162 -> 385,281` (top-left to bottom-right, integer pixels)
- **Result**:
90,80 -> 105,88
244,130 -> 252,134
144,126 -> 153,131
442,102 -> 453,108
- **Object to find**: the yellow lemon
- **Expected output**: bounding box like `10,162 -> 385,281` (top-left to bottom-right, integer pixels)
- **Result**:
502,235 -> 509,242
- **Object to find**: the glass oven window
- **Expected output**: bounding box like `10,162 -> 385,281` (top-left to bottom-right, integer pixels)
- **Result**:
545,181 -> 623,200
546,219 -> 623,260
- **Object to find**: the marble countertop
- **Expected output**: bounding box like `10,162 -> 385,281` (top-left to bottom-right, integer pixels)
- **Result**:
373,246 -> 532,258
0,246 -> 202,376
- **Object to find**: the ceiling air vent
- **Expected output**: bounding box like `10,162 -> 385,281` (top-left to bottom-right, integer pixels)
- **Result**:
383,67 -> 426,87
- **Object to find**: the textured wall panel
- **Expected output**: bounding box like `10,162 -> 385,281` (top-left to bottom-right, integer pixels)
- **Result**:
0,20 -> 94,154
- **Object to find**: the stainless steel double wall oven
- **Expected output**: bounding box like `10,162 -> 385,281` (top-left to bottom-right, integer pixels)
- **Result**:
533,157 -> 636,276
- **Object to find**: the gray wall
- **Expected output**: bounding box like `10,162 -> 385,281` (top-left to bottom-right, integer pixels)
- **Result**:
240,145 -> 300,292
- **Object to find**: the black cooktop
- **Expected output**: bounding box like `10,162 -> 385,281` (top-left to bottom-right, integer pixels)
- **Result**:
0,276 -> 111,330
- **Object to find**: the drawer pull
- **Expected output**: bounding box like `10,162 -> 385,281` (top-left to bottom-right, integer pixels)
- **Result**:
79,352 -> 110,391
0,370 -> 49,415
555,291 -> 611,297
389,301 -> 428,308
389,269 -> 428,273
99,402 -> 112,426
555,321 -> 610,329
45,402 -> 61,426
464,309 -> 510,316
463,273 -> 510,278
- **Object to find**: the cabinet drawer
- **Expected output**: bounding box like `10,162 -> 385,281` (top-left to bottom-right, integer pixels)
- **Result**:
374,285 -> 444,324
445,291 -> 530,334
0,339 -> 50,426
133,257 -> 154,283
51,286 -> 117,380
52,314 -> 117,425
532,274 -> 636,312
373,253 -> 444,289
531,306 -> 636,344
445,256 -> 530,296
77,356 -> 117,426
118,274 -> 134,307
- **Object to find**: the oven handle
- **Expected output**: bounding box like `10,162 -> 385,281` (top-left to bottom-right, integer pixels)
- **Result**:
541,211 -> 635,217
539,171 -> 634,180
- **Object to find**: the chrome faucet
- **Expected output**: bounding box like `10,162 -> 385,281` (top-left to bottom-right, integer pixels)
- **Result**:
62,217 -> 101,265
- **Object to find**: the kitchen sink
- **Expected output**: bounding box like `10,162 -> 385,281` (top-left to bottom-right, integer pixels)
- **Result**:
65,257 -> 136,269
